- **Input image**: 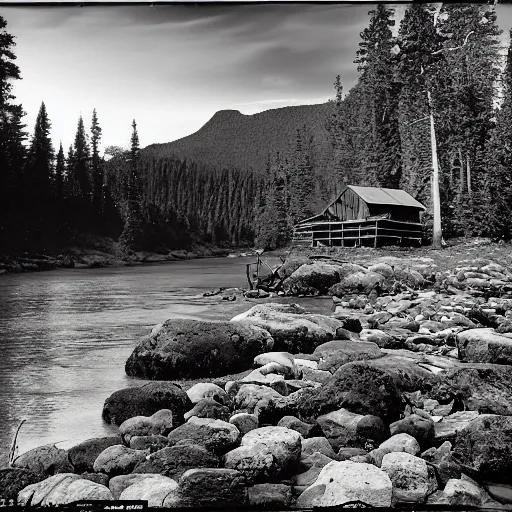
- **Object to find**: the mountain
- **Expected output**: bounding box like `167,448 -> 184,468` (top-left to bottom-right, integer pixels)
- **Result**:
143,103 -> 334,174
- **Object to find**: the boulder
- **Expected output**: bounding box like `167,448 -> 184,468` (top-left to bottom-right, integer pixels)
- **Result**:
118,475 -> 178,506
241,427 -> 302,479
390,413 -> 435,450
300,437 -> 338,460
229,412 -> 258,435
0,468 -> 41,500
132,443 -> 219,479
119,409 -> 173,443
12,445 -> 74,477
67,436 -> 122,473
167,417 -> 240,456
186,382 -> 230,406
296,461 -> 392,508
297,361 -> 405,424
125,319 -> 273,379
102,381 -> 191,426
282,262 -> 346,295
184,399 -> 230,422
235,383 -> 283,413
434,411 -> 480,443
313,340 -> 383,373
254,352 -> 299,378
428,479 -> 482,507
457,328 -> 512,364
17,474 -> 113,506
317,408 -> 389,451
452,414 -> 512,484
109,473 -> 169,499
358,329 -> 395,348
381,452 -> 437,503
248,483 -> 292,508
277,416 -> 315,438
421,442 -> 462,487
370,433 -> 421,467
129,435 -> 169,451
338,447 -> 368,460
178,468 -> 247,508
329,271 -> 385,296
231,303 -> 343,353
301,367 -> 332,383
93,445 -> 147,476
223,444 -> 274,484
434,364 -> 512,415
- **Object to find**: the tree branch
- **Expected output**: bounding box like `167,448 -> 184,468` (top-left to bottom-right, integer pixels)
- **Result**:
432,31 -> 475,55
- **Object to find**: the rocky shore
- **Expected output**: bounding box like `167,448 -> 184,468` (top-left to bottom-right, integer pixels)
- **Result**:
4,252 -> 512,507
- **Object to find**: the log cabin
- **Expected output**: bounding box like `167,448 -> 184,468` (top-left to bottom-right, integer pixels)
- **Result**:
293,185 -> 426,248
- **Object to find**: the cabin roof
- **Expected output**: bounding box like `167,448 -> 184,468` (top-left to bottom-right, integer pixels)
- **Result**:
345,186 -> 426,210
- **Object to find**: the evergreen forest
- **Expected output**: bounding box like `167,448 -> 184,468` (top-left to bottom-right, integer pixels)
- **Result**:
1,4 -> 512,255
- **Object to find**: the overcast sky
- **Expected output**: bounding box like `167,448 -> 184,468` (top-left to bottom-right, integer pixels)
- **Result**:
1,3 -> 512,153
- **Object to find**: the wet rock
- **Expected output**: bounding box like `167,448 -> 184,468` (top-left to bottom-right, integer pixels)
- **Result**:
12,445 -> 74,477
370,434 -> 421,467
313,340 -> 383,373
93,445 -> 147,476
390,413 -> 435,450
296,461 -> 392,508
119,409 -> 174,444
248,483 -> 292,507
381,452 -> 437,503
167,417 -> 240,456
223,444 -> 274,484
102,381 -> 191,426
118,475 -> 178,507
457,328 -> 512,364
241,426 -> 302,479
178,468 -> 247,508
277,416 -> 315,437
229,412 -> 258,435
18,474 -> 113,506
131,443 -> 219,479
0,468 -> 41,500
317,408 -> 389,451
452,414 -> 512,484
186,382 -> 230,406
184,399 -> 231,422
125,319 -> 273,379
68,436 -> 122,473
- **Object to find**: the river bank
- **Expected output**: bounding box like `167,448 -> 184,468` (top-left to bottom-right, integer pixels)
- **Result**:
5,241 -> 512,507
0,236 -> 252,275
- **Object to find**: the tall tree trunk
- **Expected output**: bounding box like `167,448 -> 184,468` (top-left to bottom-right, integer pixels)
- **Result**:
428,89 -> 442,249
466,154 -> 472,195
458,148 -> 465,194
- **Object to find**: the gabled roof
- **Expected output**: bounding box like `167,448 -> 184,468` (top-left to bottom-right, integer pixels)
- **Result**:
345,185 -> 426,209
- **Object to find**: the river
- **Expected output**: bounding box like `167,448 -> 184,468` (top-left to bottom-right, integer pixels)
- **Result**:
0,256 -> 330,465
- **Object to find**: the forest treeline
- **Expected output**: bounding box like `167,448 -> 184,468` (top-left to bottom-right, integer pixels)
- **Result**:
1,4 -> 512,255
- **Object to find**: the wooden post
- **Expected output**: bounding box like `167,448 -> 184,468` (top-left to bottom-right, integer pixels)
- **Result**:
342,223 -> 345,247
374,220 -> 378,248
358,224 -> 361,247
329,222 -> 332,247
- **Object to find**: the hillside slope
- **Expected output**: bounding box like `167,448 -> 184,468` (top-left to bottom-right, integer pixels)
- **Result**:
143,103 -> 334,174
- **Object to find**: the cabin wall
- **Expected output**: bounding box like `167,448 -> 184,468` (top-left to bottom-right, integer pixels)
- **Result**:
368,204 -> 421,223
326,188 -> 370,221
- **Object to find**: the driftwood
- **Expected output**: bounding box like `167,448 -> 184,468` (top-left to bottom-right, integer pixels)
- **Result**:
8,419 -> 25,467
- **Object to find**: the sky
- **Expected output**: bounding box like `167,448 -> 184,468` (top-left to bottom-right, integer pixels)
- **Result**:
1,3 -> 512,153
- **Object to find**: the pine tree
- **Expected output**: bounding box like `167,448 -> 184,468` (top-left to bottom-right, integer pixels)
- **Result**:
481,29 -> 512,239
354,4 -> 401,187
54,142 -> 64,202
90,108 -> 103,216
26,102 -> 54,202
72,115 -> 90,203
0,14 -> 26,250
65,144 -> 76,198
120,119 -> 144,250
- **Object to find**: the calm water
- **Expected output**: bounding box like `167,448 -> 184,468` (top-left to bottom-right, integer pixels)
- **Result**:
0,256 -> 330,465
